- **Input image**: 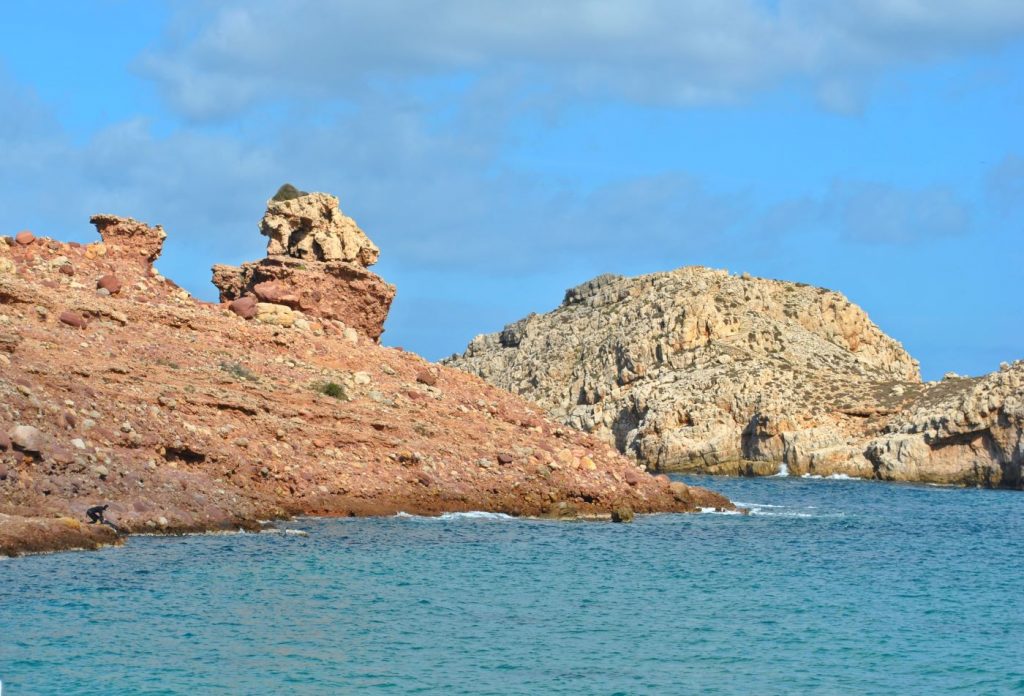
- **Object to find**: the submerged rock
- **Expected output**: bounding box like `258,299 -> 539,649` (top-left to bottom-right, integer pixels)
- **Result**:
611,506 -> 634,523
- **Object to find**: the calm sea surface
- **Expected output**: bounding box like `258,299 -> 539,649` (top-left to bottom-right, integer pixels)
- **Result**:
1,476 -> 1022,695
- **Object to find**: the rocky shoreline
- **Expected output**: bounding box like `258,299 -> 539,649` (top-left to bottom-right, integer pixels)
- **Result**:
0,190 -> 732,557
447,269 -> 1023,488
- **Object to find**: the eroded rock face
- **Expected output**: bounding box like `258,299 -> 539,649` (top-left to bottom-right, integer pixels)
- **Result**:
213,187 -> 395,340
213,257 -> 395,340
260,191 -> 379,266
863,366 -> 1024,487
445,267 -> 1024,488
0,213 -> 732,556
89,214 -> 166,264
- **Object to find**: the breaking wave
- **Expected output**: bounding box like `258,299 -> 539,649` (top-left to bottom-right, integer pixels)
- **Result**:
395,511 -> 516,521
801,473 -> 864,480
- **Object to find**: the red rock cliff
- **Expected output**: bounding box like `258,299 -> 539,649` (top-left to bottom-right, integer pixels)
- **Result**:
0,196 -> 732,556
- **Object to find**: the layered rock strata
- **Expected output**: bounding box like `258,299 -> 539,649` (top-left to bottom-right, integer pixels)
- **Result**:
445,267 -> 1023,488
0,210 -> 731,556
213,189 -> 394,340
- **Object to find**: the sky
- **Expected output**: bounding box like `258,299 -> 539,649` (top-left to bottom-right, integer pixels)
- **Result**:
1,1 -> 1022,380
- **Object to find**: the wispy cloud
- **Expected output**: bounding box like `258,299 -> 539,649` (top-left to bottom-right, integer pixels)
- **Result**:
139,0 -> 1024,119
986,153 -> 1024,213
830,180 -> 972,244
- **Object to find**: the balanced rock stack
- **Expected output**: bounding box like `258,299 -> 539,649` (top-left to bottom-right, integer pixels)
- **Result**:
212,184 -> 395,340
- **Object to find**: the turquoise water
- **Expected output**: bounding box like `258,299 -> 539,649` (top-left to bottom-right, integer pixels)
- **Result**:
2,476 -> 1022,695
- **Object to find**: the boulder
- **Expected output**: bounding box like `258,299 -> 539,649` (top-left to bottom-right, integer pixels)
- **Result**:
213,257 -> 394,340
668,481 -> 690,501
59,311 -> 88,329
15,231 -> 34,246
228,296 -> 258,319
97,274 -> 122,295
260,189 -> 379,266
611,506 -> 635,523
416,370 -> 438,387
0,333 -> 21,353
8,425 -> 42,453
255,302 -> 295,327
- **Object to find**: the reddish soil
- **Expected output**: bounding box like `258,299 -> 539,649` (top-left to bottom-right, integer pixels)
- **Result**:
0,218 -> 732,556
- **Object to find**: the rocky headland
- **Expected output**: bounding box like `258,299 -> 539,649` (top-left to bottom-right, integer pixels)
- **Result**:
0,189 -> 732,556
445,269 -> 1023,488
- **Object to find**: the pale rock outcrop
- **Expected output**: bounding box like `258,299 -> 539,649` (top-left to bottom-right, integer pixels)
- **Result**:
863,366 -> 1024,487
446,267 -> 1023,488
254,302 -> 295,327
214,187 -> 395,340
8,425 -> 42,453
0,239 -> 15,275
260,191 -> 379,266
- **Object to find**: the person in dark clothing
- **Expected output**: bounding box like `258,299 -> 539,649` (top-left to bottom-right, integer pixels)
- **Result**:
85,504 -> 122,534
86,504 -> 109,524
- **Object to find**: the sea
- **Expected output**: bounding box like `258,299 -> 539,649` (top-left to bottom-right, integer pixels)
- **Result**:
1,475 -> 1022,695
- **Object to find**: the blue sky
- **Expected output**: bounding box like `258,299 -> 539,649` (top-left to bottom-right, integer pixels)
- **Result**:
1,1 -> 1022,379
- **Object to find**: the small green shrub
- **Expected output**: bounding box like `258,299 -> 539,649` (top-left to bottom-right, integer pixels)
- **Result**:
272,183 -> 308,202
314,381 -> 348,400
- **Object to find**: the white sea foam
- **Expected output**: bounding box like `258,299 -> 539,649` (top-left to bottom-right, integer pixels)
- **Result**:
257,528 -> 309,536
395,511 -> 516,521
698,507 -> 744,515
774,462 -> 790,477
748,509 -> 815,518
800,473 -> 864,481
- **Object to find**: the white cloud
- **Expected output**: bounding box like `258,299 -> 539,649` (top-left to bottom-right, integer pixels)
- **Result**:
831,180 -> 971,244
986,154 -> 1024,212
139,0 -> 1024,119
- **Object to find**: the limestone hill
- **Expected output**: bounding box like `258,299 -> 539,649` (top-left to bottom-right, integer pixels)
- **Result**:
445,268 -> 1023,488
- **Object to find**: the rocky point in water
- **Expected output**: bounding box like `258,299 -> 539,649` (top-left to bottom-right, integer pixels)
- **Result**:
0,191 -> 732,556
445,268 -> 1024,488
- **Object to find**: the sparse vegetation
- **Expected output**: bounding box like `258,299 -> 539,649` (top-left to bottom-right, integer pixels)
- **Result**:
219,361 -> 258,382
271,182 -> 308,202
314,381 -> 348,400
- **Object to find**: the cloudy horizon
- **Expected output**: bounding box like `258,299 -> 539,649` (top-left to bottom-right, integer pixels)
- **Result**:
2,0 -> 1022,378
